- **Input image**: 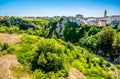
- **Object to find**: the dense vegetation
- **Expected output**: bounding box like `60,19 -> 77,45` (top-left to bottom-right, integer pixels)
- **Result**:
0,16 -> 120,79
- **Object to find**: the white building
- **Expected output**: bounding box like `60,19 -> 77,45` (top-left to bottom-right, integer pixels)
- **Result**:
87,19 -> 98,25
98,20 -> 106,26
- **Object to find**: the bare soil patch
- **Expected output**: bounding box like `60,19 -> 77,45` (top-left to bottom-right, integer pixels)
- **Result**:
0,54 -> 30,79
61,67 -> 87,79
0,54 -> 20,79
0,33 -> 21,44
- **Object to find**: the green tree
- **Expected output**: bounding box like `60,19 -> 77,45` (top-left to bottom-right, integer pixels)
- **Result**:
88,26 -> 100,36
98,27 -> 115,54
31,39 -> 65,73
63,21 -> 80,42
2,42 -> 9,51
114,32 -> 120,47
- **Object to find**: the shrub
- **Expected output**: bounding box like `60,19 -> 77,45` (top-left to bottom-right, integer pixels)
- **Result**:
32,51 -> 64,73
116,65 -> 120,69
11,66 -> 25,78
1,42 -> 9,51
31,69 -> 57,79
99,58 -> 104,67
7,46 -> 15,54
106,62 -> 111,67
31,38 -> 67,74
111,67 -> 115,71
56,69 -> 68,77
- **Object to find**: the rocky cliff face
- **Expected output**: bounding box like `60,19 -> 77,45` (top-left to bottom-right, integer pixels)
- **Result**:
54,17 -> 80,39
114,56 -> 120,64
55,17 -> 67,39
108,20 -> 120,28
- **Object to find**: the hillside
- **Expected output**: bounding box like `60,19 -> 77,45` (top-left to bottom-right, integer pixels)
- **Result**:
0,16 -> 120,79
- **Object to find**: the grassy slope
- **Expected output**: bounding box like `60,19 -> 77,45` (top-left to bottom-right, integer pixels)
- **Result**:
0,33 -> 120,79
16,34 -> 120,79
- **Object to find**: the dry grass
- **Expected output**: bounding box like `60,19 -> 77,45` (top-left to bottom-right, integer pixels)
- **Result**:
61,67 -> 87,79
0,54 -> 30,79
0,54 -> 20,79
0,33 -> 21,44
108,64 -> 120,79
67,67 -> 86,79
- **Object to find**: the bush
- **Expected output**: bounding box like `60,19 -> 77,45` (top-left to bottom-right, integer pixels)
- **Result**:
111,68 -> 115,71
11,66 -> 25,78
98,58 -> 104,67
31,38 -> 67,75
32,49 -> 64,73
56,70 -> 68,77
31,69 -> 57,79
106,62 -> 111,67
1,42 -> 9,51
0,26 -> 8,33
88,26 -> 100,36
116,65 -> 120,69
7,46 -> 15,54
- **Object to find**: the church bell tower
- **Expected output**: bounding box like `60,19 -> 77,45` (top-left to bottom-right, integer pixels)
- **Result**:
104,10 -> 107,18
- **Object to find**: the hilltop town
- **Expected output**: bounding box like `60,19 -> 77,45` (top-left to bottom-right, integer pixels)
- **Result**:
54,10 -> 120,27
20,10 -> 120,28
1,10 -> 120,28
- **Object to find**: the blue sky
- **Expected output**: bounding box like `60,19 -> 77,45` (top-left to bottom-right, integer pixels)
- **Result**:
0,0 -> 120,17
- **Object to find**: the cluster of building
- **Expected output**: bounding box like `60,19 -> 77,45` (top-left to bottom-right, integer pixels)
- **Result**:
62,10 -> 120,27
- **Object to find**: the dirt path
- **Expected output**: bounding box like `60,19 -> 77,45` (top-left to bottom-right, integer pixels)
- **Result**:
0,33 -> 21,44
67,67 -> 86,79
0,54 -> 20,79
0,54 -> 30,79
61,67 -> 87,79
